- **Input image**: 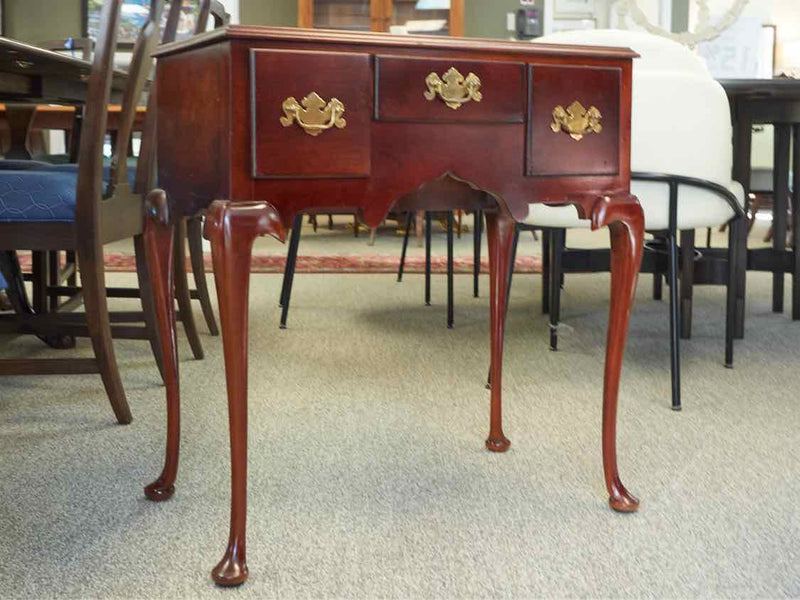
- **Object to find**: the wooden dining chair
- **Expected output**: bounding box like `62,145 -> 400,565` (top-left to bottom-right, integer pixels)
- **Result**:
0,0 -> 171,423
1,0 -> 224,364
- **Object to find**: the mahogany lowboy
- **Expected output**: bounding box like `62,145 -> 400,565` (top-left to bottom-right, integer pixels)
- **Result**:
151,26 -> 645,586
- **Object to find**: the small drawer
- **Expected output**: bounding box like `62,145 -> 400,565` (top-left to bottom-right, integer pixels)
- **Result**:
375,55 -> 525,124
527,65 -> 620,177
250,49 -> 371,179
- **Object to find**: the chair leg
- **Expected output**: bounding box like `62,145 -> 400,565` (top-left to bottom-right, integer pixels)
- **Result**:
142,192 -> 181,502
541,229 -> 550,314
78,235 -> 132,424
48,251 -> 60,312
134,234 -> 167,382
279,214 -> 303,329
446,211 -> 454,328
679,229 -> 695,339
174,219 -> 204,360
473,209 -> 482,298
667,182 -> 682,411
31,251 -> 47,315
188,215 -> 219,336
725,218 -> 739,368
0,250 -> 75,349
792,125 -> 800,320
398,211 -> 412,282
66,250 -> 77,286
507,225 -> 520,301
279,214 -> 302,308
425,212 -> 432,306
549,229 -> 564,351
667,228 -> 682,411
652,273 -> 663,301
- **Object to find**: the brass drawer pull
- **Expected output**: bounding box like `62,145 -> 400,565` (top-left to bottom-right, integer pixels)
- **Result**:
551,101 -> 602,141
280,92 -> 347,137
424,68 -> 483,110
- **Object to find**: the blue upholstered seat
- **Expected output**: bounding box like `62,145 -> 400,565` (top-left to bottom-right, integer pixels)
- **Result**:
0,163 -> 137,223
0,170 -> 81,222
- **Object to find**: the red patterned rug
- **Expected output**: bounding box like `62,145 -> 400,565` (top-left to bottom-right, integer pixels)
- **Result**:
17,253 -> 542,274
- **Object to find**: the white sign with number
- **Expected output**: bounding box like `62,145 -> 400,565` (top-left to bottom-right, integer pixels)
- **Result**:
696,16 -> 762,79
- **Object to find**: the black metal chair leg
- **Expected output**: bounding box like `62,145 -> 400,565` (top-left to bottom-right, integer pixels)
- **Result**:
667,228 -> 682,410
398,212 -> 412,282
792,124 -> 800,320
446,212 -> 454,328
541,229 -> 550,314
667,182 -> 682,411
549,229 -> 564,351
279,214 -> 303,329
473,209 -> 482,298
424,212 -> 432,306
507,225 -> 520,301
725,217 -> 739,368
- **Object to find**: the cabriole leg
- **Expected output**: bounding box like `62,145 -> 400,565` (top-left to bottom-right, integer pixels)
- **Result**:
592,195 -> 644,513
484,211 -> 515,452
143,191 -> 180,501
205,200 -> 284,587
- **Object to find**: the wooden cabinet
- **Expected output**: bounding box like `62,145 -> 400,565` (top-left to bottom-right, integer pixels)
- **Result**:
298,0 -> 464,36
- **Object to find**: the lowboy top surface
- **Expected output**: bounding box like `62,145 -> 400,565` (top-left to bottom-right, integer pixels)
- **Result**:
153,24 -> 638,61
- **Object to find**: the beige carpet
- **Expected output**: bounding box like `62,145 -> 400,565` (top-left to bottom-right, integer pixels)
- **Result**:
0,237 -> 798,598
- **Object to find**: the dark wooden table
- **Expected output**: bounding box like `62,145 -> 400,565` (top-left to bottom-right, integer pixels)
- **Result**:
721,78 -> 800,324
0,36 -> 128,158
150,25 -> 645,586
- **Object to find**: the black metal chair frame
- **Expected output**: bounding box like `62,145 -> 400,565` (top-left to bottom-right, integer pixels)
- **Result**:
534,172 -> 746,411
278,210 -> 484,329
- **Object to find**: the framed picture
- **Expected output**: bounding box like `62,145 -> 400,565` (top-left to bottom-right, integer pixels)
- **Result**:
82,0 -> 202,46
760,24 -> 776,79
554,0 -> 594,16
552,17 -> 596,33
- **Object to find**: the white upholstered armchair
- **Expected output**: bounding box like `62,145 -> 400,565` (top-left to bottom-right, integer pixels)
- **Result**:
523,29 -> 746,410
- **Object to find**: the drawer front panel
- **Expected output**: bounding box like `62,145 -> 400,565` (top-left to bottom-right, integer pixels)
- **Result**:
251,49 -> 371,178
375,55 -> 525,123
527,65 -> 620,177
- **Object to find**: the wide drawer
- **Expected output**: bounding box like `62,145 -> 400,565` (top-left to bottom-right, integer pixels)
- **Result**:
375,55 -> 525,123
250,49 -> 371,178
527,65 -> 621,177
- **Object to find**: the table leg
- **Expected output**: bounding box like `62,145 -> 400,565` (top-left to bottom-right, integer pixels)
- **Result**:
592,195 -> 644,512
142,191 -> 181,502
484,211 -> 515,452
772,125 -> 791,314
793,125 -> 800,320
205,200 -> 284,587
